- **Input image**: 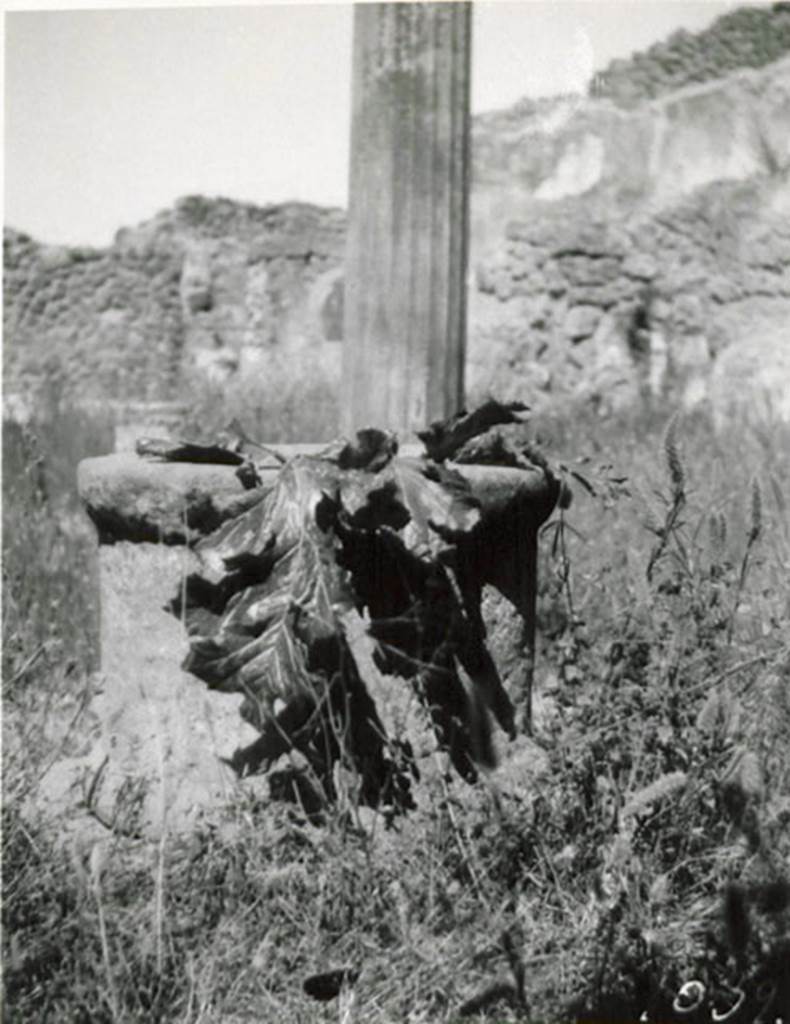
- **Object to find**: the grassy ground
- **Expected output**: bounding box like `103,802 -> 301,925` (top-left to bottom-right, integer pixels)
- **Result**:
176,361 -> 341,445
2,397 -> 789,1023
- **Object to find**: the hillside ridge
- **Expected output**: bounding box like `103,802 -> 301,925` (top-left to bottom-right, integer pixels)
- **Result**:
592,2 -> 790,106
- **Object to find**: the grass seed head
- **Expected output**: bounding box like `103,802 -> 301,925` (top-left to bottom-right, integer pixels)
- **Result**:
663,413 -> 685,501
749,477 -> 762,544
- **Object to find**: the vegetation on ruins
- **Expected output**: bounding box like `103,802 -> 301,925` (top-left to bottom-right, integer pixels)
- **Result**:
592,3 -> 790,104
3,392 -> 788,1023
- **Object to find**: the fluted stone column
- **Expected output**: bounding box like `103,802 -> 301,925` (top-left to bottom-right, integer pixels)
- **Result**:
342,2 -> 471,435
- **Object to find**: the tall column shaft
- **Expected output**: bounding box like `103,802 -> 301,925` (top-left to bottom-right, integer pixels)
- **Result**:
341,2 -> 471,436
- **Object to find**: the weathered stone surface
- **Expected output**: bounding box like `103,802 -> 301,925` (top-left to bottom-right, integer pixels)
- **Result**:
573,311 -> 642,413
621,252 -> 658,281
30,541 -> 261,838
564,304 -> 602,342
566,279 -> 634,309
652,83 -> 767,204
78,453 -> 272,544
710,309 -> 790,430
79,444 -> 560,545
474,57 -> 790,250
180,242 -> 213,315
89,542 -> 256,834
556,254 -> 622,288
481,584 -> 527,704
316,270 -> 344,342
534,132 -> 605,201
190,345 -> 239,383
756,69 -> 790,171
342,1 -> 471,435
3,199 -> 346,404
468,166 -> 790,418
465,54 -> 790,418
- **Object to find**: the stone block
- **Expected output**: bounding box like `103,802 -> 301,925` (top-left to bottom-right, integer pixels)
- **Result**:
78,453 -> 270,544
85,541 -> 255,833
711,319 -> 790,431
566,278 -> 635,309
58,452 -> 285,834
564,304 -> 602,342
622,252 -> 658,281
556,255 -> 622,288
755,61 -> 790,172
180,244 -> 214,315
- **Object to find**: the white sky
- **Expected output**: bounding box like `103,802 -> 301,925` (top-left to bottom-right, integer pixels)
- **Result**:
4,0 -> 742,247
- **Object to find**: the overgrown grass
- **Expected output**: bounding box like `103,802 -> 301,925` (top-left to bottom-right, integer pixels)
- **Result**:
2,404 -> 113,870
175,358 -> 340,445
2,405 -> 113,684
3,397 -> 789,1022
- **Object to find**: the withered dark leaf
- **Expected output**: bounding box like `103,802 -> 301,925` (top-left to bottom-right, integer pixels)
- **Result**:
458,981 -> 519,1018
451,429 -> 525,468
418,399 -> 530,463
136,437 -> 246,466
175,459 -> 348,716
163,405 -> 561,804
723,882 -> 751,959
321,427 -> 398,472
303,967 -> 359,1001
338,456 -> 481,559
751,878 -> 790,914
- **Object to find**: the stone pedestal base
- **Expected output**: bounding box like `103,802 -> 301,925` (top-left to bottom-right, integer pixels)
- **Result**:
67,447 -> 560,836
58,454 -> 274,836
85,542 -> 257,834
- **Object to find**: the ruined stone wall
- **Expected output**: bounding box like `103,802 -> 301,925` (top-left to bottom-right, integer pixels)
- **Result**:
4,18 -> 790,425
471,55 -> 790,255
466,52 -> 790,422
3,230 -> 184,402
3,199 -> 345,405
468,175 -> 790,418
